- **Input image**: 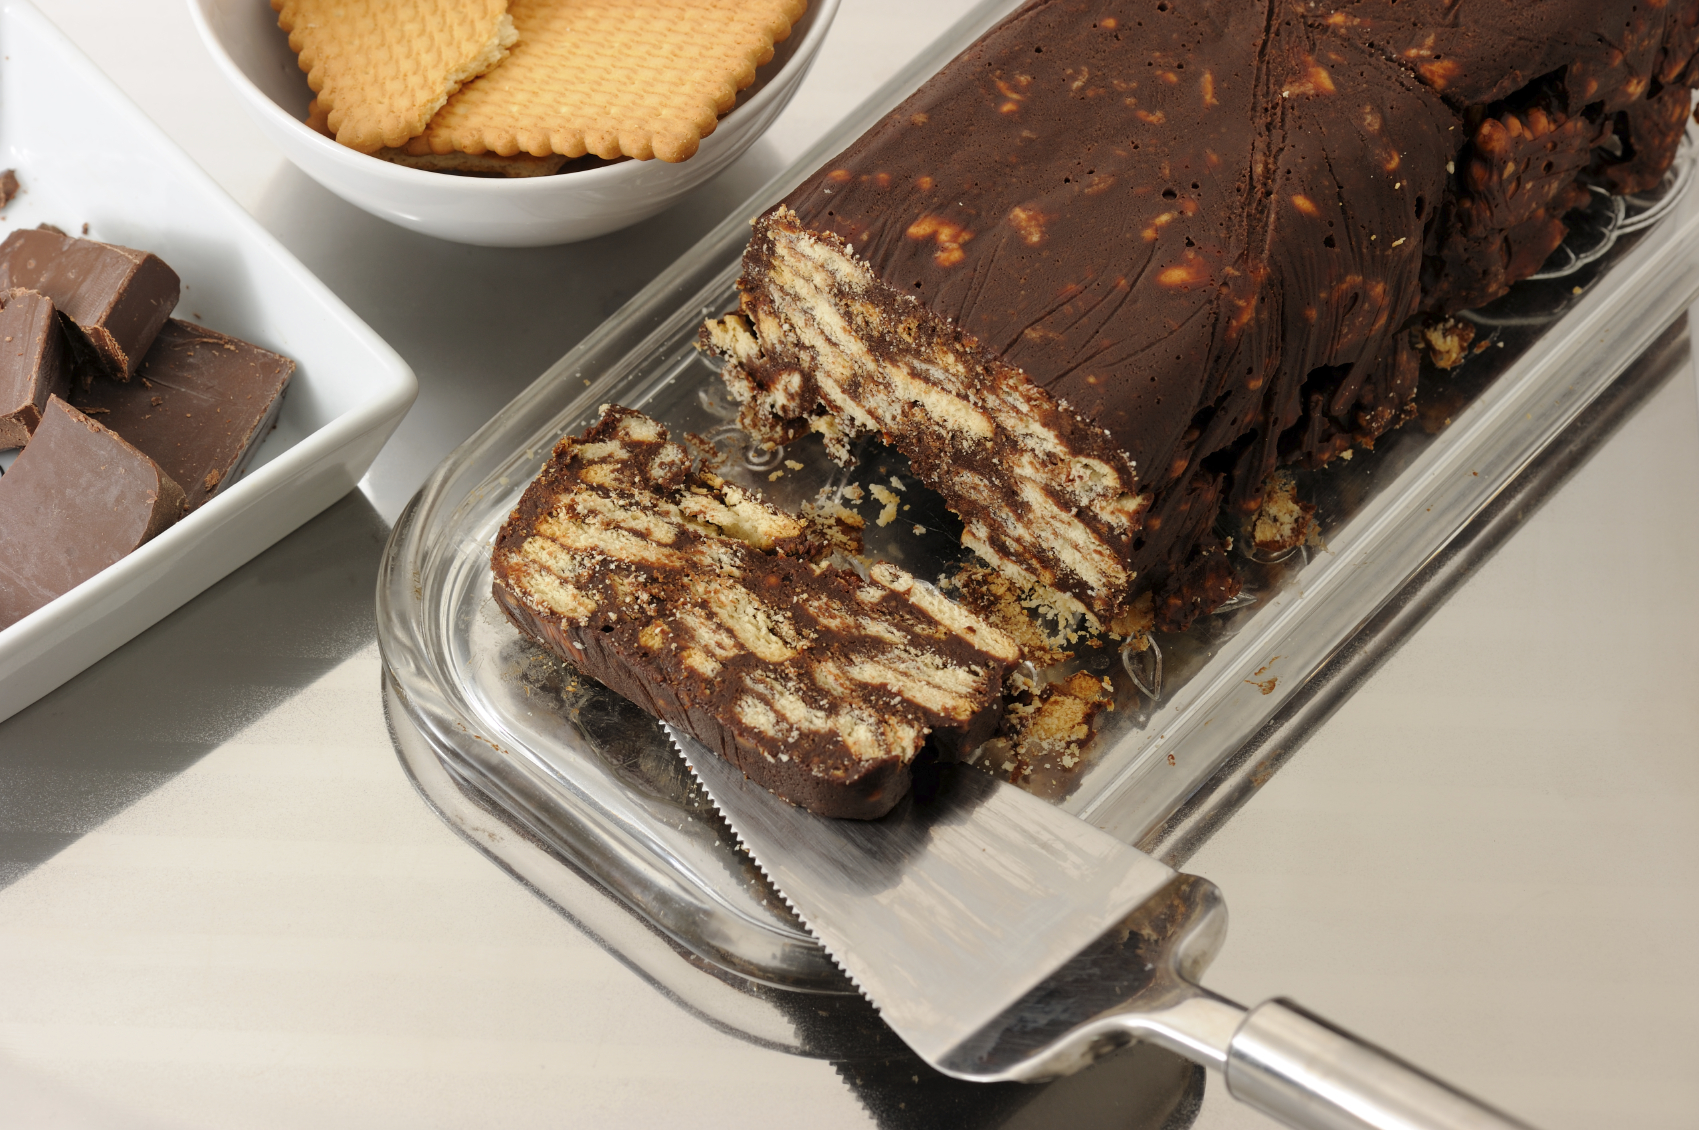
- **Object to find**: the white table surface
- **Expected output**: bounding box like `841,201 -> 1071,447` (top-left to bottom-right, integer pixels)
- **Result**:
1,3 -> 1696,1128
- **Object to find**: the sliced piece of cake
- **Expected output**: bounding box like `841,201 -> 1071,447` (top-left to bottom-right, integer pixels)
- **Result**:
490,405 -> 1019,818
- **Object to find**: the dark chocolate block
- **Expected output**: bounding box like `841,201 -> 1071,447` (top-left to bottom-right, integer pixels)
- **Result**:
0,228 -> 179,380
491,406 -> 1019,819
0,288 -> 70,450
73,319 -> 294,510
0,396 -> 185,629
704,0 -> 1699,628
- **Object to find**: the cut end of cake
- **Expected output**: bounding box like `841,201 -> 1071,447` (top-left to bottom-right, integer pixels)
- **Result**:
491,405 -> 1019,819
699,206 -> 1146,620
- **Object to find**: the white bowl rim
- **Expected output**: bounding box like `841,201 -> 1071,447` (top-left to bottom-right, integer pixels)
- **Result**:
186,0 -> 843,195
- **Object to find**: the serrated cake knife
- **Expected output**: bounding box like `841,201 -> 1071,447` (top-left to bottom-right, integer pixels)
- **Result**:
666,725 -> 1535,1130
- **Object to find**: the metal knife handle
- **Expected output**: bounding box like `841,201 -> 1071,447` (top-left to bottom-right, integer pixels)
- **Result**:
1225,999 -> 1537,1130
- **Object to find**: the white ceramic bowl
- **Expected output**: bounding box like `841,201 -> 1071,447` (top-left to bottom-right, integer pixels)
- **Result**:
188,0 -> 840,247
0,0 -> 417,723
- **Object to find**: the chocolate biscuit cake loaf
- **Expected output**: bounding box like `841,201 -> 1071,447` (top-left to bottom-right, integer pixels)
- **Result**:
491,406 -> 1019,818
703,0 -> 1699,629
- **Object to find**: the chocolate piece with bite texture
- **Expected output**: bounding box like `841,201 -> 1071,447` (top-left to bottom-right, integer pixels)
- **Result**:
491,406 -> 1019,819
0,288 -> 70,450
73,319 -> 293,511
0,396 -> 185,629
0,228 -> 179,380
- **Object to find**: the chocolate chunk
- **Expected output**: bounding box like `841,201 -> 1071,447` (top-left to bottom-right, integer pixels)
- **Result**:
0,289 -> 70,450
72,319 -> 293,511
0,169 -> 18,208
492,407 -> 1019,819
0,229 -> 179,380
0,396 -> 185,629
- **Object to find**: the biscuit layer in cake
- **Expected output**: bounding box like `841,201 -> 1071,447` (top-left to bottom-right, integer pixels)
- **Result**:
491,405 -> 1019,819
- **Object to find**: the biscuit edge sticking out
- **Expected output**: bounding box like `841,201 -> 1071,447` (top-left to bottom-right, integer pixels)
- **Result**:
274,0 -> 517,154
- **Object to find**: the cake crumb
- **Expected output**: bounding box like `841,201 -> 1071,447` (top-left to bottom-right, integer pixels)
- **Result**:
802,499 -> 866,557
1418,316 -> 1475,369
1108,590 -> 1155,640
1251,471 -> 1314,555
991,671 -> 1115,792
870,483 -> 900,526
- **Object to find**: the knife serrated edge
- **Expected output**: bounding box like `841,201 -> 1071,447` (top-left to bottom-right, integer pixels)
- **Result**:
662,722 -> 885,1011
662,723 -> 1261,1090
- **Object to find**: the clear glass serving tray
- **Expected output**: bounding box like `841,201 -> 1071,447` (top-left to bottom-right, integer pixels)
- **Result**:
377,0 -> 1699,996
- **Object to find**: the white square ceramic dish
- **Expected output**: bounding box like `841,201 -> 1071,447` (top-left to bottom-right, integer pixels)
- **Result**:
0,0 -> 416,723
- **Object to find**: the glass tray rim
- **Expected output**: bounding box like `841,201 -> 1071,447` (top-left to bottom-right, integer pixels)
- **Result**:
377,0 -> 1699,993
385,313 -> 1692,1058
378,0 -> 1034,994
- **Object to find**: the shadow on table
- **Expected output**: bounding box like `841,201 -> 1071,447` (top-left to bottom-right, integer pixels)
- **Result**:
832,1044 -> 1204,1130
0,490 -> 387,890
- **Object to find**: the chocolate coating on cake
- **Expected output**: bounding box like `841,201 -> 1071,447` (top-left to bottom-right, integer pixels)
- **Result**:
0,289 -> 70,451
73,319 -> 294,511
1421,78 -> 1602,313
1313,0 -> 1699,112
491,406 -> 1019,819
0,229 -> 180,380
0,396 -> 185,628
706,0 -> 1699,626
707,208 -> 1145,616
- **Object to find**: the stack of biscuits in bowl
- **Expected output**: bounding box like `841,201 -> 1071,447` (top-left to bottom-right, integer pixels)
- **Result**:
278,0 -> 809,177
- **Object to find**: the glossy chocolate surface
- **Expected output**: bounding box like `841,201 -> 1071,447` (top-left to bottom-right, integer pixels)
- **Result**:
0,396 -> 184,629
74,319 -> 293,511
0,288 -> 69,450
0,228 -> 179,380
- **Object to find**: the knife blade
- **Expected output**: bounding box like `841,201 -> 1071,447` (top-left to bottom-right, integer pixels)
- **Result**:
666,723 -> 1538,1130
